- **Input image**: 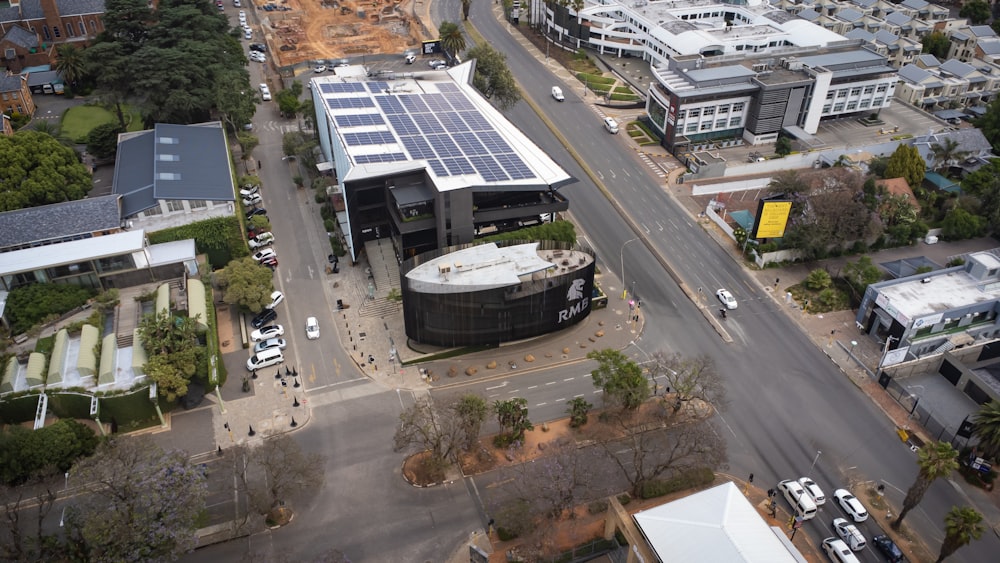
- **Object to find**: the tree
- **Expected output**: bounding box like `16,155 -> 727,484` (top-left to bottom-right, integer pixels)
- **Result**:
86,122 -> 124,160
892,441 -> 958,530
65,436 -> 207,562
236,435 -> 324,522
55,44 -> 86,87
276,88 -> 301,118
0,420 -> 98,485
961,158 -> 1000,230
805,268 -> 832,291
972,400 -> 1000,460
393,396 -> 465,479
841,256 -> 883,297
137,310 -> 204,400
467,43 -> 521,110
237,132 -> 259,163
0,131 -> 92,212
936,506 -> 984,562
587,349 -> 649,410
0,477 -> 60,561
922,31 -> 951,60
214,257 -> 276,312
566,397 -> 592,428
775,136 -> 792,157
646,352 -> 726,412
439,21 -> 466,60
214,70 -> 256,133
453,394 -> 488,451
493,397 -> 533,446
940,206 -> 986,240
930,138 -> 969,172
960,0 -> 991,25
885,144 -> 926,188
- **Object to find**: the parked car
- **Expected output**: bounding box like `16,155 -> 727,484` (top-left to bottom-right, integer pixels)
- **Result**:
249,43 -> 266,52
259,83 -> 271,101
427,58 -> 445,68
233,0 -> 240,6
832,518 -> 866,551
313,64 -> 327,73
260,256 -> 278,269
250,324 -> 284,342
834,489 -> 868,522
798,477 -> 826,505
246,208 -> 267,220
821,537 -> 860,563
242,193 -> 263,206
716,288 -> 738,310
872,535 -> 907,563
551,86 -> 564,101
305,316 -> 320,340
249,51 -> 266,63
432,63 -> 448,70
265,290 -> 284,309
404,53 -> 416,64
252,248 -> 276,262
251,308 -> 277,328
249,232 -> 274,249
239,184 -> 259,197
254,337 -> 287,353
244,28 -> 253,40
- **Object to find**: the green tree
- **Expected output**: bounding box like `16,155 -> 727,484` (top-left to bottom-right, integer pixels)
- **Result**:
4,283 -> 96,335
922,31 -> 951,60
453,394 -> 488,450
936,506 -> 985,562
566,397 -> 592,428
892,441 -> 959,530
276,88 -> 301,118
214,70 -> 256,133
86,122 -> 124,160
65,436 -> 207,562
586,348 -> 649,410
975,97 -> 1000,153
804,268 -> 832,291
85,42 -> 133,129
961,158 -> 1000,230
941,206 -> 986,240
972,400 -> 1000,460
214,257 -> 275,312
960,0 -> 991,25
930,138 -> 969,172
237,132 -> 259,163
137,310 -> 204,400
868,155 -> 889,178
0,420 -> 98,485
774,136 -> 792,157
467,43 -> 522,111
885,144 -> 926,188
842,256 -> 882,297
54,44 -> 86,87
493,397 -> 533,446
0,131 -> 93,212
439,21 -> 467,60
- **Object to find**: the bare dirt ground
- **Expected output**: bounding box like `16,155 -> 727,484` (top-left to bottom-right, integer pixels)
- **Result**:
256,0 -> 423,66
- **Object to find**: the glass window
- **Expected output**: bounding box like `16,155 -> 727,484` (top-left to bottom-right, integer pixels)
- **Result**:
676,109 -> 686,119
877,84 -> 888,92
686,124 -> 698,133
716,119 -> 727,128
732,102 -> 745,112
837,90 -> 847,98
823,104 -> 832,113
79,22 -> 86,35
189,199 -> 207,209
860,100 -> 871,109
850,87 -> 861,96
53,26 -> 60,38
67,23 -> 74,37
834,103 -> 845,111
826,91 -> 835,99
703,107 -> 715,116
90,21 -> 97,33
688,108 -> 701,118
864,85 -> 875,94
144,205 -> 163,217
847,101 -> 858,110
167,200 -> 185,212
96,254 -> 135,273
729,116 -> 741,127
42,26 -> 50,41
700,122 -> 712,130
718,105 -> 729,114
873,97 -> 884,106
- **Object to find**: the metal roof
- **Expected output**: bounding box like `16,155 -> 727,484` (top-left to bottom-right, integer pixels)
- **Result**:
0,194 -> 122,250
0,229 -> 144,276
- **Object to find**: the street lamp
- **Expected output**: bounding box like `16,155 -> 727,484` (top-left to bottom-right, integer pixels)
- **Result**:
620,237 -> 640,300
809,450 -> 822,473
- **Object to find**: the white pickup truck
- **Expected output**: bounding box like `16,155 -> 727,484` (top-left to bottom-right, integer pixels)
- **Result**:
833,518 -> 866,551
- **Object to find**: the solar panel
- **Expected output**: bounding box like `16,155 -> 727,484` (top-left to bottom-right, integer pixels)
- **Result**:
376,96 -> 405,114
426,159 -> 448,176
411,113 -> 444,134
459,111 -> 492,131
400,136 -> 437,159
367,81 -> 390,93
399,94 -> 430,113
468,155 -> 510,182
476,131 -> 512,153
451,132 -> 488,155
423,93 -> 451,113
344,131 -> 396,146
494,153 -> 534,179
326,97 -> 375,109
320,82 -> 366,93
335,114 -> 385,127
437,112 -> 469,132
444,92 -> 476,111
426,134 -> 463,158
442,157 -> 476,175
386,114 -> 420,135
355,153 -> 407,163
437,83 -> 460,93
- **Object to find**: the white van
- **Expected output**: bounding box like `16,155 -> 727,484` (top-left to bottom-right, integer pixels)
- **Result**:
551,86 -> 564,101
778,479 -> 818,520
246,348 -> 283,371
603,117 -> 619,134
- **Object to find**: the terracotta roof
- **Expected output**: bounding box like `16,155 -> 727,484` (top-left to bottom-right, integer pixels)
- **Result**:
877,177 -> 921,213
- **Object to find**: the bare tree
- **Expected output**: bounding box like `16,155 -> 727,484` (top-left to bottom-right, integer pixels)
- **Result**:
0,478 -> 59,561
647,352 -> 727,412
393,396 -> 466,480
241,435 -> 324,520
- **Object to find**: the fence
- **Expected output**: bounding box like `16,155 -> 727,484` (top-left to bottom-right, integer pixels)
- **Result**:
539,537 -> 622,563
880,375 -> 965,448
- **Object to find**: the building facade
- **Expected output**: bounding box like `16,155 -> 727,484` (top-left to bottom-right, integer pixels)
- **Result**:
0,72 -> 34,116
401,241 -> 595,347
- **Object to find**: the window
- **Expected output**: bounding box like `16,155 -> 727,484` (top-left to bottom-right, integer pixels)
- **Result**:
837,90 -> 847,98
676,109 -> 686,119
688,108 -> 701,118
703,107 -> 715,116
90,21 -> 97,33
847,101 -> 858,110
860,100 -> 871,109
686,124 -> 698,133
729,116 -> 741,127
823,104 -> 832,113
876,84 -> 888,92
167,200 -> 185,212
826,91 -> 835,99
0,93 -> 7,101
864,85 -> 875,94
144,205 -> 163,217
67,23 -> 74,37
834,103 -> 845,111
700,122 -> 712,131
716,119 -> 727,128
873,97 -> 884,106
53,26 -> 60,38
732,102 -> 745,112
79,22 -> 86,36
189,199 -> 207,209
850,87 -> 861,96
42,26 -> 50,41
718,105 -> 729,114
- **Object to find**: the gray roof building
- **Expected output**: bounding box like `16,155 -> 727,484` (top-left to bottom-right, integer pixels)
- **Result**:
2,25 -> 38,50
0,195 -> 122,252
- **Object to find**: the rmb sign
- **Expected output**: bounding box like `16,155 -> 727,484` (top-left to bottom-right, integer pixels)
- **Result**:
751,197 -> 793,239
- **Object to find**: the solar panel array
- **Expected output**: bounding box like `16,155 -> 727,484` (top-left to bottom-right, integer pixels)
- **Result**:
325,80 -> 536,181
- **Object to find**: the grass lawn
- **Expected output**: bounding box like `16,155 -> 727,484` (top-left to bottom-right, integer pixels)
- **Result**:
61,104 -> 143,143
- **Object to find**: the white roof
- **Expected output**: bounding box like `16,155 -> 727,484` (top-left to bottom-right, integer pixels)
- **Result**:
880,252 -> 1000,322
406,242 -> 555,293
633,482 -> 800,562
146,239 -> 196,266
0,230 -> 145,275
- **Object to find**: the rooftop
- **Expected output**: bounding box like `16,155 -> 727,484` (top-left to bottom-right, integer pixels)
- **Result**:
878,253 -> 1000,322
0,229 -> 144,276
0,195 -> 122,251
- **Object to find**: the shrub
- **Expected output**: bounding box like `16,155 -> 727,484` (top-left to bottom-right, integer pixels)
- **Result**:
804,269 -> 832,291
617,493 -> 631,505
496,527 -> 518,541
147,216 -> 246,268
587,499 -> 609,514
638,467 -> 715,499
6,283 -> 97,335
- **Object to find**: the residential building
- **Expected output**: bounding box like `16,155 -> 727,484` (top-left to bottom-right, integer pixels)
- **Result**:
0,0 -> 106,50
0,25 -> 47,73
911,129 -> 996,175
111,122 -> 237,233
0,194 -> 122,254
0,72 -> 33,116
947,24 -> 998,63
311,63 -> 572,263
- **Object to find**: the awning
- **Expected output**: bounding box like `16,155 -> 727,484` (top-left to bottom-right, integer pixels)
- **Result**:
317,161 -> 334,172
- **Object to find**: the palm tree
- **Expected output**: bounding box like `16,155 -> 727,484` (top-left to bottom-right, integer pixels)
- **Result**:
929,138 -> 969,172
936,506 -> 984,562
438,21 -> 466,62
54,44 -> 86,88
892,441 -> 958,530
972,400 -> 1000,460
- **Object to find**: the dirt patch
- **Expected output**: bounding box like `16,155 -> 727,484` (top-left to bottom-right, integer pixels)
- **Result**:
257,0 -> 424,67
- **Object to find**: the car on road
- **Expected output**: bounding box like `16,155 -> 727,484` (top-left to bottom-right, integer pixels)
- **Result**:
242,193 -> 263,206
249,50 -> 266,63
603,116 -> 619,134
259,83 -> 271,101
265,290 -> 284,309
313,64 -> 327,73
432,63 -> 448,70
252,248 -> 276,262
243,28 -> 252,40
254,337 -> 287,353
251,308 -> 277,328
261,257 -> 278,270
246,207 -> 267,220
821,537 -> 860,563
832,518 -> 866,551
306,316 -> 320,339
233,0 -> 240,6
427,58 -> 445,68
250,324 -> 284,342
872,535 -> 907,562
239,184 -> 259,197
798,477 -> 825,505
551,86 -> 564,101
249,42 -> 266,52
238,10 -> 246,21
404,53 -> 416,64
833,489 -> 868,522
249,232 -> 274,249
716,288 -> 738,310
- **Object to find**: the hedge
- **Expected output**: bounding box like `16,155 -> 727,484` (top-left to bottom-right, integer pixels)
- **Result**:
639,467 -> 715,499
147,216 -> 247,269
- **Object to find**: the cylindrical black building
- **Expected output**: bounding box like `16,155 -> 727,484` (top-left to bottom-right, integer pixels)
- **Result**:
401,241 -> 596,347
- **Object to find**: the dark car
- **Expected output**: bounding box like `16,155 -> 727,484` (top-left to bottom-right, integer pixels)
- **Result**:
249,43 -> 266,52
872,535 -> 907,563
251,309 -> 277,328
246,208 -> 268,220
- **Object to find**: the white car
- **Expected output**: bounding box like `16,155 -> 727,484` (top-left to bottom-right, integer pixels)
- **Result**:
265,290 -> 284,310
252,248 -> 276,262
239,184 -> 259,197
244,28 -> 253,40
716,288 -> 738,310
822,538 -> 861,563
404,53 -> 416,64
305,316 -> 320,340
249,50 -> 266,63
238,10 -> 246,21
427,58 -> 445,68
242,193 -> 263,206
254,337 -> 287,353
833,489 -> 869,523
603,116 -> 619,134
832,518 -> 866,551
259,83 -> 271,101
250,324 -> 284,342
551,86 -> 564,101
233,0 -> 241,6
248,232 -> 274,249
798,477 -> 826,505
313,64 -> 327,73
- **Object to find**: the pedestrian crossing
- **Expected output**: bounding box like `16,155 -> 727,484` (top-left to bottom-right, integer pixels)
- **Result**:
259,121 -> 308,133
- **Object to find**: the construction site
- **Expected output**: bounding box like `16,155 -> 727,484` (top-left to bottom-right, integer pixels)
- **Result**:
253,0 -> 426,67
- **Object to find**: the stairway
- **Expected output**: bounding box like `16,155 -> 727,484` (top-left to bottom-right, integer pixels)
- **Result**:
359,239 -> 402,318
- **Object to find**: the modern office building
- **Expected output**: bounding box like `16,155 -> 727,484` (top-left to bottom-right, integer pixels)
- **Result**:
312,63 -> 573,263
400,241 -> 595,347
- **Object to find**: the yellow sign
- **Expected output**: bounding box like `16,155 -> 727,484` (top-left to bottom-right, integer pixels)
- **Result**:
754,200 -> 793,239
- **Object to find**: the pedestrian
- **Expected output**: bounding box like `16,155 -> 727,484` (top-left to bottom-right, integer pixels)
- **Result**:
258,159 -> 262,170
774,277 -> 780,288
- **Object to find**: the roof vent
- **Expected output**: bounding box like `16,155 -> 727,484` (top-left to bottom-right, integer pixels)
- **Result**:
921,278 -> 932,283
